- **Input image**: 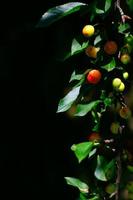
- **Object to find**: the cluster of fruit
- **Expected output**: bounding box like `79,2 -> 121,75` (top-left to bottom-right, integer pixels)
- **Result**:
82,24 -> 132,139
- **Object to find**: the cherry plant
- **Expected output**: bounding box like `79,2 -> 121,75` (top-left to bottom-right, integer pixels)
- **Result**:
37,0 -> 133,199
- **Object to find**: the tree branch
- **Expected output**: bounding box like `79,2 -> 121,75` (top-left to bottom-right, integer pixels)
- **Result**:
116,0 -> 131,23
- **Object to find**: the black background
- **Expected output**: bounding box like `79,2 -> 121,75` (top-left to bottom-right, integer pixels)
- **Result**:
0,1 -> 84,199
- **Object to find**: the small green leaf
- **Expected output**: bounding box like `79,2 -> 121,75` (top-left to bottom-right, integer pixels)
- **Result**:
95,8 -> 104,14
88,148 -> 97,158
104,97 -> 112,107
127,165 -> 133,172
69,71 -> 84,82
104,0 -> 112,12
65,177 -> 89,193
95,155 -> 107,181
36,2 -> 87,28
118,23 -> 131,34
94,35 -> 102,46
101,58 -> 116,72
74,100 -> 101,117
71,142 -> 94,163
71,38 -> 89,56
71,39 -> 81,55
57,86 -> 81,113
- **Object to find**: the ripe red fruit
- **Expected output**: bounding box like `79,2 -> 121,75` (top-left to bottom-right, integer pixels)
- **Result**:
88,132 -> 101,141
87,69 -> 102,84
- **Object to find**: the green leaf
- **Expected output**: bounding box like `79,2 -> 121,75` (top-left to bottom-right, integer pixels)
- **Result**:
104,0 -> 112,12
118,23 -> 131,34
71,142 -> 94,163
127,165 -> 133,172
74,100 -> 101,117
78,193 -> 88,200
36,2 -> 87,28
88,148 -> 97,158
101,58 -> 116,72
95,155 -> 107,181
104,159 -> 116,180
57,86 -> 80,113
71,38 -> 89,56
95,156 -> 116,181
65,177 -> 89,193
69,71 -> 84,82
104,97 -> 112,107
126,0 -> 133,11
94,35 -> 102,46
95,8 -> 104,14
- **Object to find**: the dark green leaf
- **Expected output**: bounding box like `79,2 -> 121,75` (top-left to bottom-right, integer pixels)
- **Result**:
71,142 -> 94,163
104,159 -> 116,180
118,23 -> 131,34
127,165 -> 133,172
95,155 -> 107,181
74,100 -> 101,117
65,177 -> 89,193
101,58 -> 116,72
92,123 -> 100,132
126,0 -> 133,11
104,0 -> 112,12
95,156 -> 116,181
36,2 -> 87,28
78,193 -> 88,200
57,86 -> 80,113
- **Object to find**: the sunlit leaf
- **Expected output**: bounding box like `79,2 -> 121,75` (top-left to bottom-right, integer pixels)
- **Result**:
94,35 -> 102,46
71,142 -> 95,163
65,177 -> 89,193
95,155 -> 107,181
118,23 -> 131,34
57,86 -> 81,113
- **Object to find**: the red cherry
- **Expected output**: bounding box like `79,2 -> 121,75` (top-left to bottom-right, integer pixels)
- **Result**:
87,69 -> 102,84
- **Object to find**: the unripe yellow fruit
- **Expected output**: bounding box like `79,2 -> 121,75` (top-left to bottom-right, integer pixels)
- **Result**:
117,82 -> 125,92
123,72 -> 129,80
82,25 -> 95,37
112,78 -> 122,88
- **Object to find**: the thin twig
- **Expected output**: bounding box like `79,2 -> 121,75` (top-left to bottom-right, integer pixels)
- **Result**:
116,0 -> 131,23
115,152 -> 122,200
